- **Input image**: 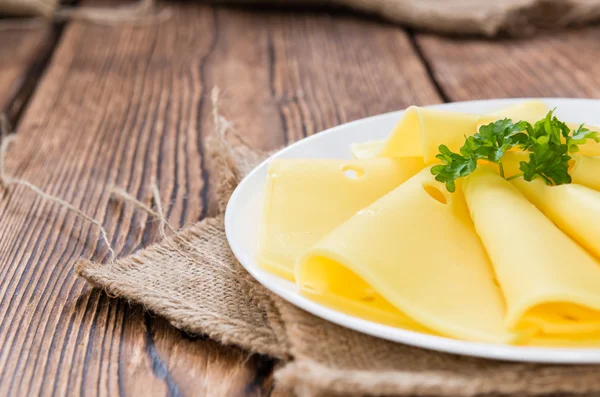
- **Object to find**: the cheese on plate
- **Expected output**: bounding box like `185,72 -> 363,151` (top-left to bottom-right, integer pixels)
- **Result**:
463,167 -> 600,336
296,167 -> 525,343
257,157 -> 425,281
512,178 -> 600,259
351,100 -> 549,161
503,152 -> 600,192
570,155 -> 600,190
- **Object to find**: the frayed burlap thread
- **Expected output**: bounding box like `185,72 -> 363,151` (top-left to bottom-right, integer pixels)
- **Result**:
76,97 -> 600,396
76,215 -> 290,359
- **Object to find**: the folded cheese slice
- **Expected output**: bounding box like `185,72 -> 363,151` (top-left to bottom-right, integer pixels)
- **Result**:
463,167 -> 600,335
566,123 -> 600,156
351,100 -> 549,161
503,152 -> 600,192
257,157 -> 425,281
296,167 -> 523,343
571,155 -> 600,191
512,178 -> 600,259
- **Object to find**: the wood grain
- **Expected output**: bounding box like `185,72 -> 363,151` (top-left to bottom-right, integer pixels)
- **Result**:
201,9 -> 441,212
416,27 -> 600,100
0,22 -> 55,123
0,4 -> 440,397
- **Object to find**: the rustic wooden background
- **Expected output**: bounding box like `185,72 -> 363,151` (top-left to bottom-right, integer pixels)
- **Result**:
0,0 -> 598,396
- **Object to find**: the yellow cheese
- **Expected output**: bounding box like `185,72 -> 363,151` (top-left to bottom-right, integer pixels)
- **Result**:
500,151 -> 528,177
296,167 -> 523,343
257,157 -> 425,281
463,167 -> 600,335
503,152 -> 600,192
528,317 -> 600,345
377,106 -> 482,163
571,155 -> 600,191
512,178 -> 600,259
351,140 -> 384,160
488,100 -> 549,120
350,100 -> 549,161
298,255 -> 436,333
566,123 -> 600,156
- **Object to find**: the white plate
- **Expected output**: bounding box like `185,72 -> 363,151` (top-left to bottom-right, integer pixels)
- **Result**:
225,98 -> 600,364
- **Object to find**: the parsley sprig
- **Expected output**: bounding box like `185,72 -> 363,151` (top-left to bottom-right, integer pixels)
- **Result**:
431,110 -> 600,192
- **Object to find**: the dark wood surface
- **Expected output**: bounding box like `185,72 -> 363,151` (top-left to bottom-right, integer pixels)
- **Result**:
0,22 -> 57,123
0,2 -> 596,396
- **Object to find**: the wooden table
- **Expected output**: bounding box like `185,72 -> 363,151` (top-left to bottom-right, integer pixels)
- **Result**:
0,2 -> 598,396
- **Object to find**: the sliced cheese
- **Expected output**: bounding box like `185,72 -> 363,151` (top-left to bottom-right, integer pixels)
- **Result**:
296,167 -> 523,343
489,100 -> 549,121
298,255 -> 436,333
503,152 -> 600,192
350,100 -> 549,161
512,178 -> 600,259
351,140 -> 384,160
566,123 -> 600,156
571,155 -> 600,191
528,326 -> 600,346
257,157 -> 425,281
376,106 -> 481,163
463,167 -> 600,335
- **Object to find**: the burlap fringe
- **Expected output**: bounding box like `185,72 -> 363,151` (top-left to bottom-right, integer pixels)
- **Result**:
76,90 -> 600,396
0,88 -> 288,358
8,88 -> 600,396
0,115 -> 117,260
0,111 -> 181,263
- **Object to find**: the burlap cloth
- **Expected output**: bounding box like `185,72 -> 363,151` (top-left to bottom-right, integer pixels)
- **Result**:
4,0 -> 600,36
74,113 -> 600,396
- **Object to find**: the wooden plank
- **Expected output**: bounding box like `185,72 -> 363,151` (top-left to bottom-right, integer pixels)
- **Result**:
0,4 -> 440,397
416,27 -> 600,101
0,22 -> 55,123
267,13 -> 441,142
202,10 -> 441,212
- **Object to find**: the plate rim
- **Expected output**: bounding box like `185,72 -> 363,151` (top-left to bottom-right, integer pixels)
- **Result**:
225,97 -> 600,364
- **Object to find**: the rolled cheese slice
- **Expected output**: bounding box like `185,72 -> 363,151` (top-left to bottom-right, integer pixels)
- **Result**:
503,152 -> 600,192
257,157 -> 425,281
296,167 -> 523,343
463,167 -> 600,335
512,178 -> 600,259
571,155 -> 600,191
566,123 -> 600,156
351,100 -> 549,161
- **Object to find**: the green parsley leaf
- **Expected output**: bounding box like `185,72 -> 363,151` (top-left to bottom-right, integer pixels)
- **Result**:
431,144 -> 476,192
431,109 -> 599,192
464,118 -> 529,163
431,118 -> 527,190
566,124 -> 600,153
518,136 -> 572,185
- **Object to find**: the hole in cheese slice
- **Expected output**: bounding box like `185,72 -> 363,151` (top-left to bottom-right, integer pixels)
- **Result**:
422,183 -> 449,205
341,164 -> 364,179
257,157 -> 425,281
